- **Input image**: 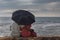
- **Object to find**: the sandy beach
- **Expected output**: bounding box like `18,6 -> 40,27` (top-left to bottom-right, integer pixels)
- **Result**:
0,36 -> 60,40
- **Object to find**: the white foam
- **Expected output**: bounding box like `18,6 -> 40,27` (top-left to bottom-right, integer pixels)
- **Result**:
32,23 -> 60,36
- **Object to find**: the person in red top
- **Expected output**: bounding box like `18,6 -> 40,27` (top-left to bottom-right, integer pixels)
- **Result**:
20,24 -> 37,37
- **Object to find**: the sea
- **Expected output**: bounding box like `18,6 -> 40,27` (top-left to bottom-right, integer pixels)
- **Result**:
0,17 -> 60,37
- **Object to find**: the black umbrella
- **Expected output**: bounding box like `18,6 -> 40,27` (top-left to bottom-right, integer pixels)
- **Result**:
12,10 -> 35,25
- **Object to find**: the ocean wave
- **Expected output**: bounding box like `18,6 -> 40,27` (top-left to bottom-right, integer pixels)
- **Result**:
0,22 -> 60,37
32,23 -> 60,36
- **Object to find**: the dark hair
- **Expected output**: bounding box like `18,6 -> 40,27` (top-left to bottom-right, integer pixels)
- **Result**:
30,29 -> 34,32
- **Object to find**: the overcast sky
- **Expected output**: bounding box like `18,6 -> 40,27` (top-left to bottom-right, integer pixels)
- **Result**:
0,0 -> 60,17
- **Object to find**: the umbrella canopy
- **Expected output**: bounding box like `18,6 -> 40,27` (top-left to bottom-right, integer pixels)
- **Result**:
12,10 -> 35,25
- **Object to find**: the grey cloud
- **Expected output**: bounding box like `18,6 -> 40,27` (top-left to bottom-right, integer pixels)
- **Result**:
0,0 -> 60,9
0,0 -> 60,17
33,0 -> 60,3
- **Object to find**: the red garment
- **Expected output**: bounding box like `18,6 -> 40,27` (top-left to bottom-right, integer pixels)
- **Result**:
21,29 -> 31,37
21,29 -> 37,37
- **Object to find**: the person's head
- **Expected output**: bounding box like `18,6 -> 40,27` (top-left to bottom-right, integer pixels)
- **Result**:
20,24 -> 31,30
